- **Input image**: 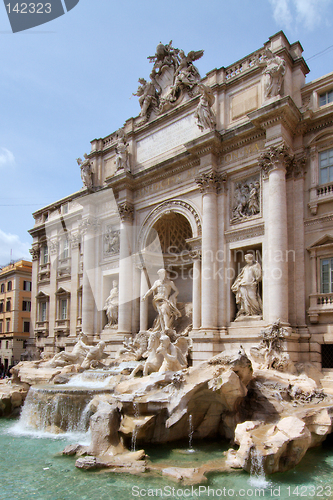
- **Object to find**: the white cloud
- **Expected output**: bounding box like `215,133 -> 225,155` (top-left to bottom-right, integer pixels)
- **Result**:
269,0 -> 292,29
269,0 -> 332,31
0,148 -> 15,169
0,229 -> 31,266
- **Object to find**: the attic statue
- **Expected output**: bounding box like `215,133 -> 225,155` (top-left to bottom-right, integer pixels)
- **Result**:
77,154 -> 93,189
142,268 -> 181,333
258,49 -> 285,99
231,253 -> 262,320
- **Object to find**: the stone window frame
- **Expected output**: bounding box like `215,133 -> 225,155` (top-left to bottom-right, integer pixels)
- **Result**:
320,256 -> 333,293
319,89 -> 333,107
55,287 -> 70,336
307,235 -> 333,323
36,292 -> 49,323
55,287 -> 70,321
308,130 -> 333,215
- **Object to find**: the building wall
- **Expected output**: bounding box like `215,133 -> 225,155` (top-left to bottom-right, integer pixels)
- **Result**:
0,260 -> 32,365
29,32 -> 333,369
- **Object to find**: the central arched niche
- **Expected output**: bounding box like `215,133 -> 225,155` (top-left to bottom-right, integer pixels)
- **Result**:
144,212 -> 194,330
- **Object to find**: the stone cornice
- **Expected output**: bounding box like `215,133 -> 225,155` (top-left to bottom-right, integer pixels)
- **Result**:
105,151 -> 201,197
184,130 -> 223,157
225,223 -> 265,243
248,96 -> 302,136
304,213 -> 333,228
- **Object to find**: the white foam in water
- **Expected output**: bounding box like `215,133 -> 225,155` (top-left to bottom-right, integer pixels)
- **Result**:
65,373 -> 114,388
7,387 -> 92,446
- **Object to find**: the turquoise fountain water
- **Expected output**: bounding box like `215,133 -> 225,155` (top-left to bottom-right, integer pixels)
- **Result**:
2,417 -> 333,500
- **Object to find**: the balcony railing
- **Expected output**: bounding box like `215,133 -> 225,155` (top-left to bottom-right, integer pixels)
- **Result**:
55,318 -> 70,335
38,262 -> 50,282
308,293 -> 333,323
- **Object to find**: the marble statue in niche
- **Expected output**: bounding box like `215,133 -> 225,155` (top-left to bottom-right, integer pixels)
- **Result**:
103,280 -> 119,327
141,268 -> 181,333
231,253 -> 262,321
231,177 -> 260,222
77,154 -> 93,189
115,129 -> 130,172
195,84 -> 216,132
258,49 -> 285,99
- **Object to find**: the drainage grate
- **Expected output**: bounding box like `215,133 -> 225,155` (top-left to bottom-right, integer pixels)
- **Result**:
321,344 -> 333,368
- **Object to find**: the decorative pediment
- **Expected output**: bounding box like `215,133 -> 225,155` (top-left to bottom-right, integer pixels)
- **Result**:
309,129 -> 333,147
36,291 -> 49,299
55,287 -> 70,296
307,234 -> 333,250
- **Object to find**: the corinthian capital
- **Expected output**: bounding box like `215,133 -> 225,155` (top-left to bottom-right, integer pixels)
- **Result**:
259,143 -> 294,178
118,202 -> 134,222
195,170 -> 226,194
30,244 -> 40,261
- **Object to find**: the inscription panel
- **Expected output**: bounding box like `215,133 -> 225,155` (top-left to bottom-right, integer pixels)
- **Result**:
134,166 -> 200,199
136,114 -> 201,164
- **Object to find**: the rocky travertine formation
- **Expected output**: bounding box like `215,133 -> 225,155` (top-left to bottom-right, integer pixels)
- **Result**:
4,349 -> 333,481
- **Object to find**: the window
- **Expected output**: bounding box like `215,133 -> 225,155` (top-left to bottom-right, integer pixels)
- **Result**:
40,302 -> 47,322
42,245 -> 48,264
23,321 -> 30,333
6,300 -> 10,312
0,284 -> 4,293
6,320 -> 10,332
22,300 -> 31,312
0,321 -> 2,333
0,301 -> 3,313
5,341 -> 8,349
61,299 -> 67,320
319,148 -> 333,184
63,238 -> 69,259
321,258 -> 333,293
23,281 -> 32,291
319,90 -> 333,107
7,281 -> 12,291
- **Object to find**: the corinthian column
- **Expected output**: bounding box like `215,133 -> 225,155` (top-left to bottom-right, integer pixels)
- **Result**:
259,144 -> 291,324
117,202 -> 134,334
195,170 -> 222,330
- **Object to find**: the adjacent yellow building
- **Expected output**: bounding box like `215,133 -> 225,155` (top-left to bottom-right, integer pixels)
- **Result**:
0,260 -> 32,371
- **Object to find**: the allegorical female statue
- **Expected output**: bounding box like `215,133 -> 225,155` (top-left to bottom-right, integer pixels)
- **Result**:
231,253 -> 262,320
103,280 -> 119,327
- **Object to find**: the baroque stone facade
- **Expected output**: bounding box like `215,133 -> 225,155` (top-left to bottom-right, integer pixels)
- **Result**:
29,32 -> 333,369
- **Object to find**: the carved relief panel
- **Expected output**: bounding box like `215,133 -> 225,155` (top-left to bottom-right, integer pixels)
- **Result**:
230,173 -> 261,224
104,226 -> 120,258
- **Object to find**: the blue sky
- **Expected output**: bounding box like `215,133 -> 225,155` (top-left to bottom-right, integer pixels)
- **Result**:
0,0 -> 332,265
